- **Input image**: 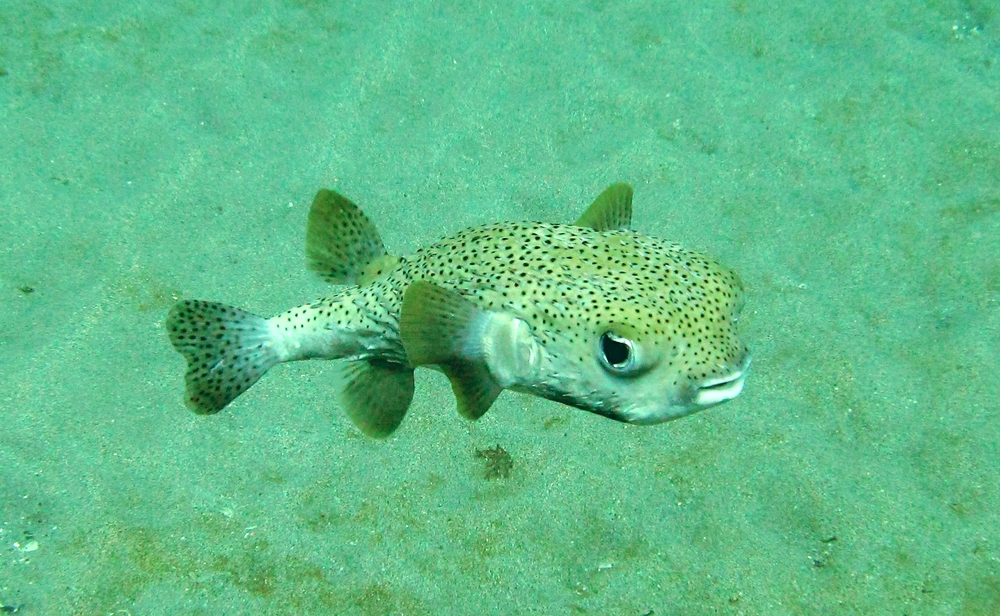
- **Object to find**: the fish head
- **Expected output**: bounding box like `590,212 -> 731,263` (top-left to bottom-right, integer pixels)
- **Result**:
495,231 -> 751,424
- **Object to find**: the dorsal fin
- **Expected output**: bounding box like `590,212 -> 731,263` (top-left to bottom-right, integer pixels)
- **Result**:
305,189 -> 388,284
574,183 -> 633,231
399,281 -> 502,420
357,254 -> 401,286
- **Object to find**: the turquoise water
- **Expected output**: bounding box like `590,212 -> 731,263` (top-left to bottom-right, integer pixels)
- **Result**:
2,1 -> 999,614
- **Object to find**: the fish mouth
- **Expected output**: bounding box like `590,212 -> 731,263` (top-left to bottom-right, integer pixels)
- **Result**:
694,355 -> 752,407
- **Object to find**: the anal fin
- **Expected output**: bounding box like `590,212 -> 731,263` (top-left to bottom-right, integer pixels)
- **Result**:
340,359 -> 414,438
399,281 -> 502,420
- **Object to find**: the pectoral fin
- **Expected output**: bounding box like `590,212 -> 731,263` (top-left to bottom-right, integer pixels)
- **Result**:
574,183 -> 633,231
399,281 -> 502,420
306,189 -> 393,284
340,359 -> 414,438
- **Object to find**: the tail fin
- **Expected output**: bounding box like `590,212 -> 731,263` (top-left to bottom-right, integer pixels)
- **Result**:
166,300 -> 280,414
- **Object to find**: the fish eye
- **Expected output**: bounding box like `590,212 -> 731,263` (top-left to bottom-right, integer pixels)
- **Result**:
599,332 -> 635,372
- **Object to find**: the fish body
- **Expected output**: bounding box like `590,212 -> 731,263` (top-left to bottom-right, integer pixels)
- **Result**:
167,184 -> 750,437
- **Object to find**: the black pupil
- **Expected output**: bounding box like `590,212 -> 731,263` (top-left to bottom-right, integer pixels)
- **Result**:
601,333 -> 631,367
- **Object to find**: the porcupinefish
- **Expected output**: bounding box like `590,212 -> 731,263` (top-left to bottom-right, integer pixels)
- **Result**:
166,184 -> 751,437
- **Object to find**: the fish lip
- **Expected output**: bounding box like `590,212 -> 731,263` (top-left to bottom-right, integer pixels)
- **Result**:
618,354 -> 752,425
694,354 -> 752,407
